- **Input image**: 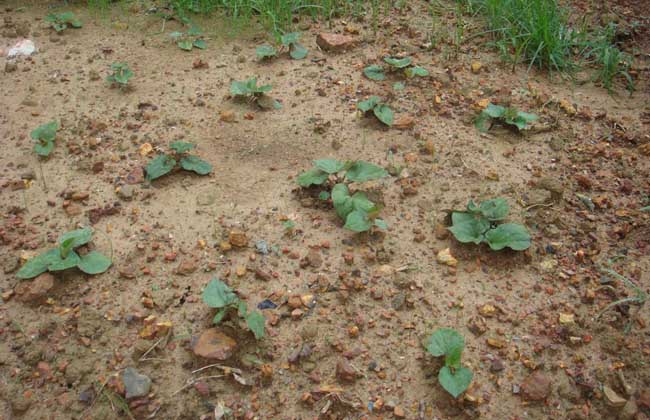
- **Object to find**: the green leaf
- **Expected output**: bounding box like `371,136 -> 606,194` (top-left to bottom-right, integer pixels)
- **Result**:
48,250 -> 80,271
145,155 -> 176,181
202,278 -> 238,308
345,161 -> 388,182
404,66 -> 429,78
58,227 -> 93,250
180,156 -> 212,175
393,82 -> 405,91
363,65 -> 386,81
484,103 -> 506,118
478,198 -> 509,221
373,104 -> 394,126
16,249 -> 60,279
383,56 -> 412,68
69,19 -> 82,29
290,43 -> 308,60
517,111 -> 538,123
344,210 -> 373,232
34,140 -> 54,157
169,31 -> 184,39
448,212 -> 490,244
169,141 -> 195,154
425,328 -> 465,358
332,183 -> 353,219
374,218 -> 388,230
187,25 -> 203,36
297,168 -> 329,187
439,366 -> 473,398
357,96 -> 380,113
280,32 -> 300,46
314,159 -> 345,174
246,311 -> 266,339
351,191 -> 377,213
512,111 -> 538,130
231,79 -> 253,96
474,113 -> 492,132
31,121 -> 59,142
319,191 -> 330,200
237,300 -> 248,318
256,45 -> 277,59
177,40 -> 193,51
213,307 -> 228,324
77,251 -> 112,274
484,223 -> 531,251
108,63 -> 133,86
193,39 -> 207,50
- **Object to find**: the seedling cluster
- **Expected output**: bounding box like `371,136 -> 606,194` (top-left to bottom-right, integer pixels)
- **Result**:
31,121 -> 59,157
357,96 -> 394,127
364,56 -> 429,81
106,63 -> 134,90
170,26 -> 206,51
256,32 -> 308,60
230,78 -> 282,110
145,142 -> 212,181
475,103 -> 538,132
45,12 -> 82,32
425,328 -> 473,398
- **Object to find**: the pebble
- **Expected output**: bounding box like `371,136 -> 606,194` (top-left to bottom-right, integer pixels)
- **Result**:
316,32 -> 357,52
336,359 -> 357,382
228,230 -> 248,247
603,385 -> 627,408
122,367 -> 152,399
192,329 -> 237,360
15,273 -> 54,304
521,371 -> 551,401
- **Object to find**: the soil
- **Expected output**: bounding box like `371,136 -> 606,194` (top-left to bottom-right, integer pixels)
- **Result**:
1,1 -> 649,420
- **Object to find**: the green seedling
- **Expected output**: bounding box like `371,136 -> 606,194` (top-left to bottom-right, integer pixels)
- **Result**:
357,96 -> 394,126
363,56 -> 429,81
256,32 -> 307,60
425,328 -> 473,398
596,268 -> 647,329
45,12 -> 82,32
170,26 -> 206,51
297,159 -> 389,233
202,278 -> 266,339
31,121 -> 59,157
106,63 -> 134,90
145,141 -> 212,181
448,198 -> 531,251
16,227 -> 112,279
475,103 -> 538,132
230,78 -> 282,110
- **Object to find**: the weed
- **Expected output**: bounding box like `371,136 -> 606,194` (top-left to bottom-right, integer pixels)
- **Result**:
45,11 -> 82,32
425,328 -> 473,398
145,142 -> 212,181
31,121 -> 59,157
475,103 -> 538,132
230,78 -> 282,110
363,57 -> 429,81
17,227 -> 112,279
357,96 -> 394,127
106,63 -> 133,90
256,32 -> 308,60
297,159 -> 389,233
596,268 -> 646,328
170,25 -> 207,51
582,24 -> 634,93
202,278 -> 265,339
448,198 -> 531,251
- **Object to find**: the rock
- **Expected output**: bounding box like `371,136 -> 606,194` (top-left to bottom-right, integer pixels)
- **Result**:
618,399 -> 638,420
521,371 -> 551,401
305,249 -> 322,268
316,33 -> 357,52
122,368 -> 151,399
228,230 -> 248,247
436,248 -> 457,267
192,329 -> 237,360
126,166 -> 145,184
193,381 -> 210,397
434,223 -> 449,240
393,115 -> 415,130
394,405 -> 406,418
7,39 -> 37,58
176,257 -> 198,275
559,99 -> 576,115
336,359 -> 357,382
5,61 -> 17,73
117,185 -> 135,200
15,273 -> 55,304
638,389 -> 650,409
64,203 -> 82,216
559,313 -> 575,325
220,110 -> 236,122
490,358 -> 505,373
471,61 -> 482,74
603,385 -> 627,408
537,176 -> 564,200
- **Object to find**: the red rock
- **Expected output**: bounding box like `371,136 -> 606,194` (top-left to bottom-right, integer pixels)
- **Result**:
193,381 -> 210,396
393,115 -> 415,130
126,166 -> 145,184
192,329 -> 237,360
176,257 -> 198,275
335,359 -> 357,382
521,371 -> 551,401
316,33 -> 357,52
15,273 -> 55,304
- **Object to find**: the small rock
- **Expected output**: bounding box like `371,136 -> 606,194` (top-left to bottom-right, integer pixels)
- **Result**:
471,61 -> 482,74
228,230 -> 248,247
305,249 -> 322,268
220,110 -> 236,122
192,329 -> 237,360
336,359 -> 357,382
117,185 -> 135,200
394,406 -> 406,418
122,367 -> 151,399
490,358 -> 505,373
176,257 -> 198,275
193,381 -> 210,397
393,115 -> 415,130
5,61 -> 17,73
559,313 -> 575,325
8,39 -> 37,58
436,248 -> 457,267
434,223 -> 449,240
126,167 -> 145,184
316,33 -> 357,52
637,389 -> 650,410
603,385 -> 627,408
15,273 -> 55,304
521,371 -> 551,401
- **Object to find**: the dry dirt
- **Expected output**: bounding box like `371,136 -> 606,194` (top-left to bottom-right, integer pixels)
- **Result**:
1,1 -> 650,420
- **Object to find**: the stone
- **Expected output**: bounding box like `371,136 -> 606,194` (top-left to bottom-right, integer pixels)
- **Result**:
5,61 -> 17,73
618,399 -> 637,420
192,329 -> 237,360
394,406 -> 406,418
176,257 -> 198,275
471,61 -> 482,74
603,385 -> 627,408
335,359 -> 357,382
122,367 -> 152,399
305,249 -> 322,268
436,248 -> 457,267
220,110 -> 236,122
559,313 -> 575,325
638,389 -> 650,409
7,39 -> 37,58
117,185 -> 135,200
15,273 -> 55,304
228,230 -> 248,247
521,371 -> 551,401
316,33 -> 357,52
393,115 -> 415,130
126,166 -> 145,184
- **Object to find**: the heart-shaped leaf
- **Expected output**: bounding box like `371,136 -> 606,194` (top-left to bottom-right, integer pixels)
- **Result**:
34,140 -> 55,157
77,251 -> 112,274
246,310 -> 266,339
345,161 -> 388,182
478,198 -> 509,221
146,155 -> 176,181
202,278 -> 238,308
438,366 -> 473,398
290,43 -> 308,59
180,156 -> 212,175
297,168 -> 329,187
405,66 -> 429,77
357,96 -> 381,113
48,250 -> 80,272
314,159 -> 345,174
169,141 -> 195,154
484,223 -> 531,251
58,227 -> 93,250
16,249 -> 61,279
177,40 -> 193,51
363,65 -> 386,81
31,121 -> 59,142
256,45 -> 277,59
193,39 -> 207,49
373,104 -> 394,126
384,56 -> 413,68
344,210 -> 373,232
448,212 -> 490,244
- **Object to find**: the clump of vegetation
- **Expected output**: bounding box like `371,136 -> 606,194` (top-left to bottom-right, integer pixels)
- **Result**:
17,227 -> 112,279
425,328 -> 473,398
170,26 -> 206,51
357,96 -> 394,127
475,103 -> 538,132
31,121 -> 59,157
297,159 -> 389,233
230,78 -> 282,110
256,32 -> 308,60
202,278 -> 266,339
583,23 -> 634,93
145,142 -> 212,181
363,56 -> 429,81
448,198 -> 531,251
106,63 -> 134,90
45,11 -> 82,32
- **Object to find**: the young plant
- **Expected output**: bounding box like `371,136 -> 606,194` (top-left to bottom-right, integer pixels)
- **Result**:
145,141 -> 212,181
256,32 -> 307,60
31,121 -> 59,157
106,63 -> 134,90
170,26 -> 206,51
448,198 -> 531,251
45,12 -> 82,32
363,56 -> 429,81
475,103 -> 538,132
202,278 -> 265,339
230,78 -> 281,110
596,268 -> 647,326
16,227 -> 112,279
357,96 -> 394,126
297,159 -> 389,233
425,328 -> 473,398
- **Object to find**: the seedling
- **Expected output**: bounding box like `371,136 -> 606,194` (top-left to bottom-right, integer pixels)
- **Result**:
357,96 -> 394,126
45,12 -> 82,32
230,78 -> 281,110
297,159 -> 389,233
145,142 -> 212,181
363,56 -> 429,81
16,227 -> 112,279
256,32 -> 307,60
202,278 -> 266,339
596,268 -> 646,329
31,121 -> 59,157
424,328 -> 473,398
170,26 -> 206,51
448,198 -> 531,251
475,103 -> 538,132
106,63 -> 134,90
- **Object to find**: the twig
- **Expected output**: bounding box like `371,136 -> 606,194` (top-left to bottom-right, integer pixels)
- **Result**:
191,364 -> 242,375
139,335 -> 166,362
171,375 -> 225,396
